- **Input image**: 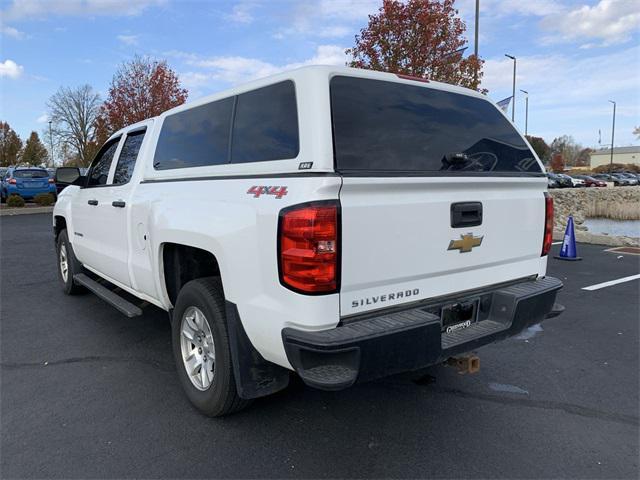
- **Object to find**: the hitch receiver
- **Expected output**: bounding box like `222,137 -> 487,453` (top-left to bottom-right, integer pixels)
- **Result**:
446,355 -> 480,375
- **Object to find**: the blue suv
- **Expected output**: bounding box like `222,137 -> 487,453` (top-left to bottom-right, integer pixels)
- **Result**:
1,166 -> 57,202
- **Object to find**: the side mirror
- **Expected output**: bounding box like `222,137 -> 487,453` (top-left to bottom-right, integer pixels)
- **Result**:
55,167 -> 81,185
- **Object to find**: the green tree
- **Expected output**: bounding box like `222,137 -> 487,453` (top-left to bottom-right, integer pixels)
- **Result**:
0,121 -> 23,167
21,131 -> 49,166
347,0 -> 485,91
525,135 -> 550,163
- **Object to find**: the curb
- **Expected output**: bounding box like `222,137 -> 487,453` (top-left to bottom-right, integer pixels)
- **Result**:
0,206 -> 54,217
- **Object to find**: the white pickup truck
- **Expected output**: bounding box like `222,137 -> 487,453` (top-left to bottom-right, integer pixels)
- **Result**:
53,66 -> 563,416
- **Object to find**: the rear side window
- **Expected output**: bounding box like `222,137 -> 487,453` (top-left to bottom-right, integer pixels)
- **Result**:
13,170 -> 49,178
330,76 -> 541,174
113,130 -> 146,185
153,97 -> 234,170
231,81 -> 298,163
87,139 -> 120,187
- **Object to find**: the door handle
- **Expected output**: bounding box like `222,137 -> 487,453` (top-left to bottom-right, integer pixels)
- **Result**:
88,199 -> 98,206
451,202 -> 483,228
112,200 -> 126,208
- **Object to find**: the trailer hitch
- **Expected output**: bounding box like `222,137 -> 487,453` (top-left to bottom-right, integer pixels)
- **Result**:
446,355 -> 480,375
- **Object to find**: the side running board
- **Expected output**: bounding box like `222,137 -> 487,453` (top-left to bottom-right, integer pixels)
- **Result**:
73,273 -> 143,318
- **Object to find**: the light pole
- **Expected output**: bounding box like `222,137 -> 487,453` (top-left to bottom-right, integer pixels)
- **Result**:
608,100 -> 616,174
474,0 -> 479,88
520,89 -> 529,135
48,120 -> 54,167
505,54 -> 516,122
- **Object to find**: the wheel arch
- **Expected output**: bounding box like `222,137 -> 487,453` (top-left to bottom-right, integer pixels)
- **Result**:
160,242 -> 223,307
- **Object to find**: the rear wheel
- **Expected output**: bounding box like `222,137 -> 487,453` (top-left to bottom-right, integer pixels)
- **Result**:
172,277 -> 251,417
56,230 -> 85,295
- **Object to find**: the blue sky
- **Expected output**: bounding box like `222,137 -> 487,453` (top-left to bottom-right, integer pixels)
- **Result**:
1,0 -> 639,149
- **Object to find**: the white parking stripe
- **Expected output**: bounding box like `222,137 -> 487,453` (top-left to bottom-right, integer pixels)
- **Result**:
552,241 -> 563,245
582,274 -> 640,291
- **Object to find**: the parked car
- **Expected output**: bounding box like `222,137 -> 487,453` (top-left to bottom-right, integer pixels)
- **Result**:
614,172 -> 639,186
556,173 -> 584,187
609,173 -> 632,186
547,174 -> 559,189
572,175 -> 606,187
591,173 -> 615,185
53,66 -> 563,416
1,166 -> 56,202
548,172 -> 572,188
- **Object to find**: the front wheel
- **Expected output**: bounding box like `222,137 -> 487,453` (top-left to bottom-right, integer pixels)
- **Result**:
172,277 -> 251,417
56,230 -> 85,295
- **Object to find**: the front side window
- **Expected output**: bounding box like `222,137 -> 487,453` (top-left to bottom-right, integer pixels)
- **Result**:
330,76 -> 541,174
87,138 -> 120,187
153,98 -> 234,170
113,130 -> 146,185
231,81 -> 299,164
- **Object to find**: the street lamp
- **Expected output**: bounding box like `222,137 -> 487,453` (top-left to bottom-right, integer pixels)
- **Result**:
48,120 -> 54,167
505,54 -> 516,122
474,0 -> 480,88
608,100 -> 616,174
520,89 -> 529,135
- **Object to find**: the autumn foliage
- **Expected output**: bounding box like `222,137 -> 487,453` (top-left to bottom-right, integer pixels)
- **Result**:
550,153 -> 565,173
347,0 -> 484,91
101,55 -> 188,134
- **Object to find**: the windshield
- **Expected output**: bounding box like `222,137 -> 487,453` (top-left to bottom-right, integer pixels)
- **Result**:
330,76 -> 541,175
13,170 -> 49,178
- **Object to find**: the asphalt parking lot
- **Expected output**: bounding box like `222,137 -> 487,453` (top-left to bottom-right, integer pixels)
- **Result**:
1,213 -> 638,479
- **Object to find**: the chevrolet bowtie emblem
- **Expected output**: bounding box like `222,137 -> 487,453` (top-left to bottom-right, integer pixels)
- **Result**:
448,233 -> 483,253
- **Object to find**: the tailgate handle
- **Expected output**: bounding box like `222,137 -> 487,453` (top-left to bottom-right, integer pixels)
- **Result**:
451,202 -> 482,228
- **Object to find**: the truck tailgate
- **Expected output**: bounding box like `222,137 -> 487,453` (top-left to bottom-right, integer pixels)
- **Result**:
339,177 -> 547,315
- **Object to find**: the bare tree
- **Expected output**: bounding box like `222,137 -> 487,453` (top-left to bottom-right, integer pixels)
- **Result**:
47,85 -> 101,167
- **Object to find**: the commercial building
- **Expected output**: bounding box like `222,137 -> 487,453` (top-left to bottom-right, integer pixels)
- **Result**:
590,146 -> 640,168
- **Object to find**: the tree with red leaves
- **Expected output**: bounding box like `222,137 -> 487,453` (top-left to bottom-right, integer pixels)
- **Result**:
347,0 -> 484,91
550,153 -> 565,173
101,55 -> 188,134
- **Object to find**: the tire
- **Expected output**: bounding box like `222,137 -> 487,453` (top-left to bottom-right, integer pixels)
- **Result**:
172,277 -> 251,417
56,230 -> 85,295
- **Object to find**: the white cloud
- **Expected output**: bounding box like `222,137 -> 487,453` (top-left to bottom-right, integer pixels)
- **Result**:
0,59 -> 24,79
274,0 -> 378,39
1,0 -> 166,21
179,44 -> 348,88
1,25 -> 25,39
225,1 -> 255,24
117,34 -> 139,45
540,0 -> 640,47
37,114 -> 48,123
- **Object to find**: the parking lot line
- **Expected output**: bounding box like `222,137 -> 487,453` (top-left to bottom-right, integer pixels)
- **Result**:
552,241 -> 563,245
582,274 -> 640,291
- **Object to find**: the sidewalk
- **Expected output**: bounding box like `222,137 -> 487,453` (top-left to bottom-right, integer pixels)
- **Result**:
0,205 -> 54,216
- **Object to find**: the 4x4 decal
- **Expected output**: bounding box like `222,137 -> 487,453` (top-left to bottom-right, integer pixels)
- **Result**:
247,186 -> 288,199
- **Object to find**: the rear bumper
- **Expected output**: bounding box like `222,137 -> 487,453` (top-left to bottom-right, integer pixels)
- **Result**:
282,276 -> 563,391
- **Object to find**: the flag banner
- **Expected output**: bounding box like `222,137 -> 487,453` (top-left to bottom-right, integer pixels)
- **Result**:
497,96 -> 512,112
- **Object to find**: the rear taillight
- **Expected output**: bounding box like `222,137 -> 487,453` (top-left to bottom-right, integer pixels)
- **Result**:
278,201 -> 339,294
542,192 -> 553,256
49,178 -> 54,183
8,179 -> 16,185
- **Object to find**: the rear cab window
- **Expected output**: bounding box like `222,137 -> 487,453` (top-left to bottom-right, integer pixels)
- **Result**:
152,80 -> 298,171
113,129 -> 146,185
330,76 -> 541,175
